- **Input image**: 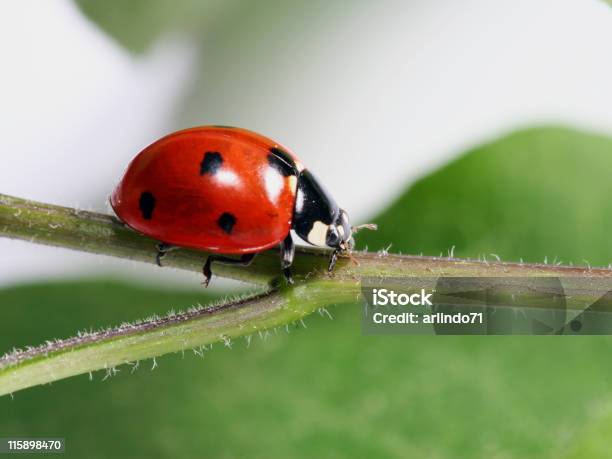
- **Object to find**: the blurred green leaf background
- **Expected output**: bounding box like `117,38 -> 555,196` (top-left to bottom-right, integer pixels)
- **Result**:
3,1 -> 612,458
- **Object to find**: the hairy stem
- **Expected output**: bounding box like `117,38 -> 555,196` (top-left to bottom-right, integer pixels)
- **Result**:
1,193 -> 612,396
0,282 -> 353,397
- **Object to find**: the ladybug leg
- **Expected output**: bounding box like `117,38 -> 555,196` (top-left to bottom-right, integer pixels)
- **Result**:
202,253 -> 257,287
155,242 -> 177,267
328,249 -> 339,272
279,233 -> 295,285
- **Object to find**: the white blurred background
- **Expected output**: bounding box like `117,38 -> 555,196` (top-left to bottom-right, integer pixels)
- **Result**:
1,0 -> 611,287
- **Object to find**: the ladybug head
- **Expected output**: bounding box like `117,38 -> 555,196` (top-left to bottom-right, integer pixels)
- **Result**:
293,169 -> 377,258
325,210 -> 378,251
293,170 -> 353,251
325,208 -> 354,251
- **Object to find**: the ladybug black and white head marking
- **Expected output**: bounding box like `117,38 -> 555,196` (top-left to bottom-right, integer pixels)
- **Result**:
292,170 -> 353,251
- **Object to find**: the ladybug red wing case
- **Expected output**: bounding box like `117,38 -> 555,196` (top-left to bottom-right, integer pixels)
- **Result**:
111,126 -> 299,254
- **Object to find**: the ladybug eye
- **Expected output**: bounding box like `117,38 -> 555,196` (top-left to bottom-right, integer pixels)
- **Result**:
326,228 -> 341,247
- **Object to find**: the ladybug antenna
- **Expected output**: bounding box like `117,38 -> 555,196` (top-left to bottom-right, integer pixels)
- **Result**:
351,223 -> 378,234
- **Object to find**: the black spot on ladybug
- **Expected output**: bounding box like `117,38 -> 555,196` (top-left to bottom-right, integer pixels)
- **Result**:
268,148 -> 296,177
200,152 -> 223,176
217,212 -> 236,234
139,191 -> 156,220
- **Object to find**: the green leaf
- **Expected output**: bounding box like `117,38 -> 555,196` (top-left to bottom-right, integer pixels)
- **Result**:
358,125 -> 612,267
4,126 -> 612,458
557,400 -> 612,459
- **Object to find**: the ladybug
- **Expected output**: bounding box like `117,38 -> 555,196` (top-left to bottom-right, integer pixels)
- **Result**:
111,126 -> 375,286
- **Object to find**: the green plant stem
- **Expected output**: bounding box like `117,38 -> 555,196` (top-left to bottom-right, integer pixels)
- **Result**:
0,282 -> 351,397
2,192 -> 612,396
